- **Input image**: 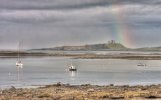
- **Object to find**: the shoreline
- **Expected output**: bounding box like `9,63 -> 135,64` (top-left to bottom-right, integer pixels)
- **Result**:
1,83 -> 161,99
1,51 -> 161,60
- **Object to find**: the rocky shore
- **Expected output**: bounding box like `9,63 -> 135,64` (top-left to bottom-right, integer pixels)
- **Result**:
1,83 -> 161,100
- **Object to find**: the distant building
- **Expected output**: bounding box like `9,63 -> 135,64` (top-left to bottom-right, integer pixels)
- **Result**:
111,40 -> 115,44
108,40 -> 116,44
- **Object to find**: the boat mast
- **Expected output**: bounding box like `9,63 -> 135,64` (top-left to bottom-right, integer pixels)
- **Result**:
71,59 -> 73,66
17,41 -> 20,61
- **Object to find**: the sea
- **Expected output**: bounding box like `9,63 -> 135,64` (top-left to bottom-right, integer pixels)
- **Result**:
1,51 -> 161,89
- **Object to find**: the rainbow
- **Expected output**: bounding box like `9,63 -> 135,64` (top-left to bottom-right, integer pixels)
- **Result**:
110,2 -> 133,48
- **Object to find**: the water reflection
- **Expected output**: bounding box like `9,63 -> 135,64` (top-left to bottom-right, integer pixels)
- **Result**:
16,66 -> 23,82
69,71 -> 77,80
70,71 -> 76,77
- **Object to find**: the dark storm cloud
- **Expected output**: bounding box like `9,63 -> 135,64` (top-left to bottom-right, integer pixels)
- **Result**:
120,0 -> 161,5
0,0 -> 160,22
0,0 -> 110,10
0,0 -> 160,10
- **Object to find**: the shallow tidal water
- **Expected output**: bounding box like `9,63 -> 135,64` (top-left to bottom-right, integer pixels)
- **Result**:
1,56 -> 161,88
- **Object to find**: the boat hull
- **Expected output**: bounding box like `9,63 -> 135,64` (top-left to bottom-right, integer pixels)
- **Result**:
16,62 -> 23,68
69,69 -> 77,71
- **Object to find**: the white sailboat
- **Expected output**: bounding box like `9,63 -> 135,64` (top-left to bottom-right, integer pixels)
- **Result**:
16,42 -> 23,68
68,60 -> 77,71
136,62 -> 148,71
137,63 -> 146,67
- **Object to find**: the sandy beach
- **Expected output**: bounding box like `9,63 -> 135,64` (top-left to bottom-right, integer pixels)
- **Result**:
1,83 -> 161,100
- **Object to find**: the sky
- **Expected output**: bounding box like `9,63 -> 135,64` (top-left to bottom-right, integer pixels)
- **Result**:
0,0 -> 161,49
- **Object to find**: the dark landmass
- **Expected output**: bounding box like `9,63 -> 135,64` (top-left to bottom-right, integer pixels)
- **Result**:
1,41 -> 161,60
1,83 -> 161,100
30,41 -> 161,51
32,41 -> 127,51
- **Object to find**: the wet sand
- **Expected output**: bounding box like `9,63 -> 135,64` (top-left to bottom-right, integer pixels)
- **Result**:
1,83 -> 161,100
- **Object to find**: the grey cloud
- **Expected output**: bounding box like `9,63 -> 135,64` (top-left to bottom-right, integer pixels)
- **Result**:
0,0 -> 160,24
0,6 -> 111,24
0,23 -> 111,49
120,0 -> 161,5
0,0 -> 160,10
0,0 -> 161,49
0,0 -> 109,10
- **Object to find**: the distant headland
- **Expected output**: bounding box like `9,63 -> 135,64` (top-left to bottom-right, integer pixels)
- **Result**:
32,40 -> 128,51
31,40 -> 161,51
0,40 -> 161,60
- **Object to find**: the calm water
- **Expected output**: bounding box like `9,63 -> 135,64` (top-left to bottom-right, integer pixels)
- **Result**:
1,57 -> 161,88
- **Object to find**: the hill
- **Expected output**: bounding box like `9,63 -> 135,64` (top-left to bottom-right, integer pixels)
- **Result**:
36,41 -> 127,51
